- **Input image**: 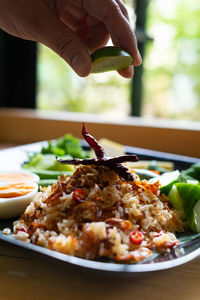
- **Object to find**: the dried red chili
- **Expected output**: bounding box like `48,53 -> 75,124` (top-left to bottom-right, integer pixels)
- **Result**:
82,123 -> 106,159
57,124 -> 138,182
73,188 -> 86,203
129,230 -> 144,245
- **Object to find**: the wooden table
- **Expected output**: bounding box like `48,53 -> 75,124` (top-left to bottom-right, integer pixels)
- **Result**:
1,142 -> 200,300
1,240 -> 200,300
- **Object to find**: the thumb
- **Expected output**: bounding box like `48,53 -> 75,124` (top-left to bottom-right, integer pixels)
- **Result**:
34,4 -> 92,76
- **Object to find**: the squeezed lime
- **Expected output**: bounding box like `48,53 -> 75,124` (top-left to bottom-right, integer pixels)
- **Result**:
91,46 -> 133,73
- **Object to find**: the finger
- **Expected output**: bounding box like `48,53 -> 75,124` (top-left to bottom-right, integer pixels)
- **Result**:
80,21 -> 109,52
68,0 -> 130,21
35,2 -> 92,76
59,10 -> 82,31
117,66 -> 134,78
115,0 -> 130,21
100,1 -> 142,66
67,0 -> 84,7
73,0 -> 142,67
57,2 -> 86,20
59,10 -> 109,52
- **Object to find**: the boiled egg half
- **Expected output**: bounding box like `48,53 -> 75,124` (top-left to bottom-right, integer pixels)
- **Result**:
0,170 -> 39,218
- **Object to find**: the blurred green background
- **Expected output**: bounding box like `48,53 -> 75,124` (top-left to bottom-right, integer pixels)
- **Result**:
37,0 -> 200,121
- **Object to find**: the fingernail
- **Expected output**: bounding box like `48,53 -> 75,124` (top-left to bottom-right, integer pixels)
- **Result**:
72,53 -> 90,76
138,50 -> 142,61
134,50 -> 142,66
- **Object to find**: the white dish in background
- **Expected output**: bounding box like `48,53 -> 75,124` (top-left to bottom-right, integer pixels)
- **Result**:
0,181 -> 38,219
0,170 -> 39,184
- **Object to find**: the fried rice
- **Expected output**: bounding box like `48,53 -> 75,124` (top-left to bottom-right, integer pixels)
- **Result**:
13,165 -> 184,263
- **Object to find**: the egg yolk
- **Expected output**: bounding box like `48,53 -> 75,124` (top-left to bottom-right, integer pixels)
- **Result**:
0,183 -> 34,198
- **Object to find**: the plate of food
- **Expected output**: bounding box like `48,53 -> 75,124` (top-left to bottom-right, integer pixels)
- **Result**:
0,124 -> 200,273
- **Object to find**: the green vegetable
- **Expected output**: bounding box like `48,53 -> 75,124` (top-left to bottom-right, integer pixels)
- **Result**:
168,183 -> 200,232
159,169 -> 199,196
147,160 -> 170,174
158,170 -> 181,195
23,154 -> 75,172
24,169 -> 73,179
182,163 -> 200,181
158,163 -> 200,233
41,134 -> 89,159
134,169 -> 158,180
168,184 -> 183,211
188,200 -> 200,232
175,183 -> 200,217
22,133 -> 89,190
41,141 -> 66,156
38,179 -> 57,187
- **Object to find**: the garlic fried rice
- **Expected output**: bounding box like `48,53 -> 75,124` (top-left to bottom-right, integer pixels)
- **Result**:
13,165 -> 183,263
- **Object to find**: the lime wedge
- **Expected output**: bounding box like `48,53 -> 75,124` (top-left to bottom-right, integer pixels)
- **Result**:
91,46 -> 133,73
188,200 -> 200,232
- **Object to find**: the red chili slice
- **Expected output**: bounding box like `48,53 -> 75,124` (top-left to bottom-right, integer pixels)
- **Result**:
57,124 -> 138,182
15,226 -> 28,235
73,188 -> 86,203
129,230 -> 144,245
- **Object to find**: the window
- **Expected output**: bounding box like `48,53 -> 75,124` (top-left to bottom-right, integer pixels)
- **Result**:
142,0 -> 200,121
37,44 -> 131,117
1,0 -> 200,122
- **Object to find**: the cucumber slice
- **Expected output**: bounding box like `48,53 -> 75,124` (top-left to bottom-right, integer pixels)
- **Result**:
188,200 -> 200,232
168,183 -> 200,217
168,183 -> 200,232
168,184 -> 183,211
23,154 -> 75,172
91,46 -> 133,73
176,183 -> 200,217
27,169 -> 73,179
158,170 -> 180,195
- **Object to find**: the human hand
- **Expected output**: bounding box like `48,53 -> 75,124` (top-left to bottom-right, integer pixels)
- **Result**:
0,0 -> 142,77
